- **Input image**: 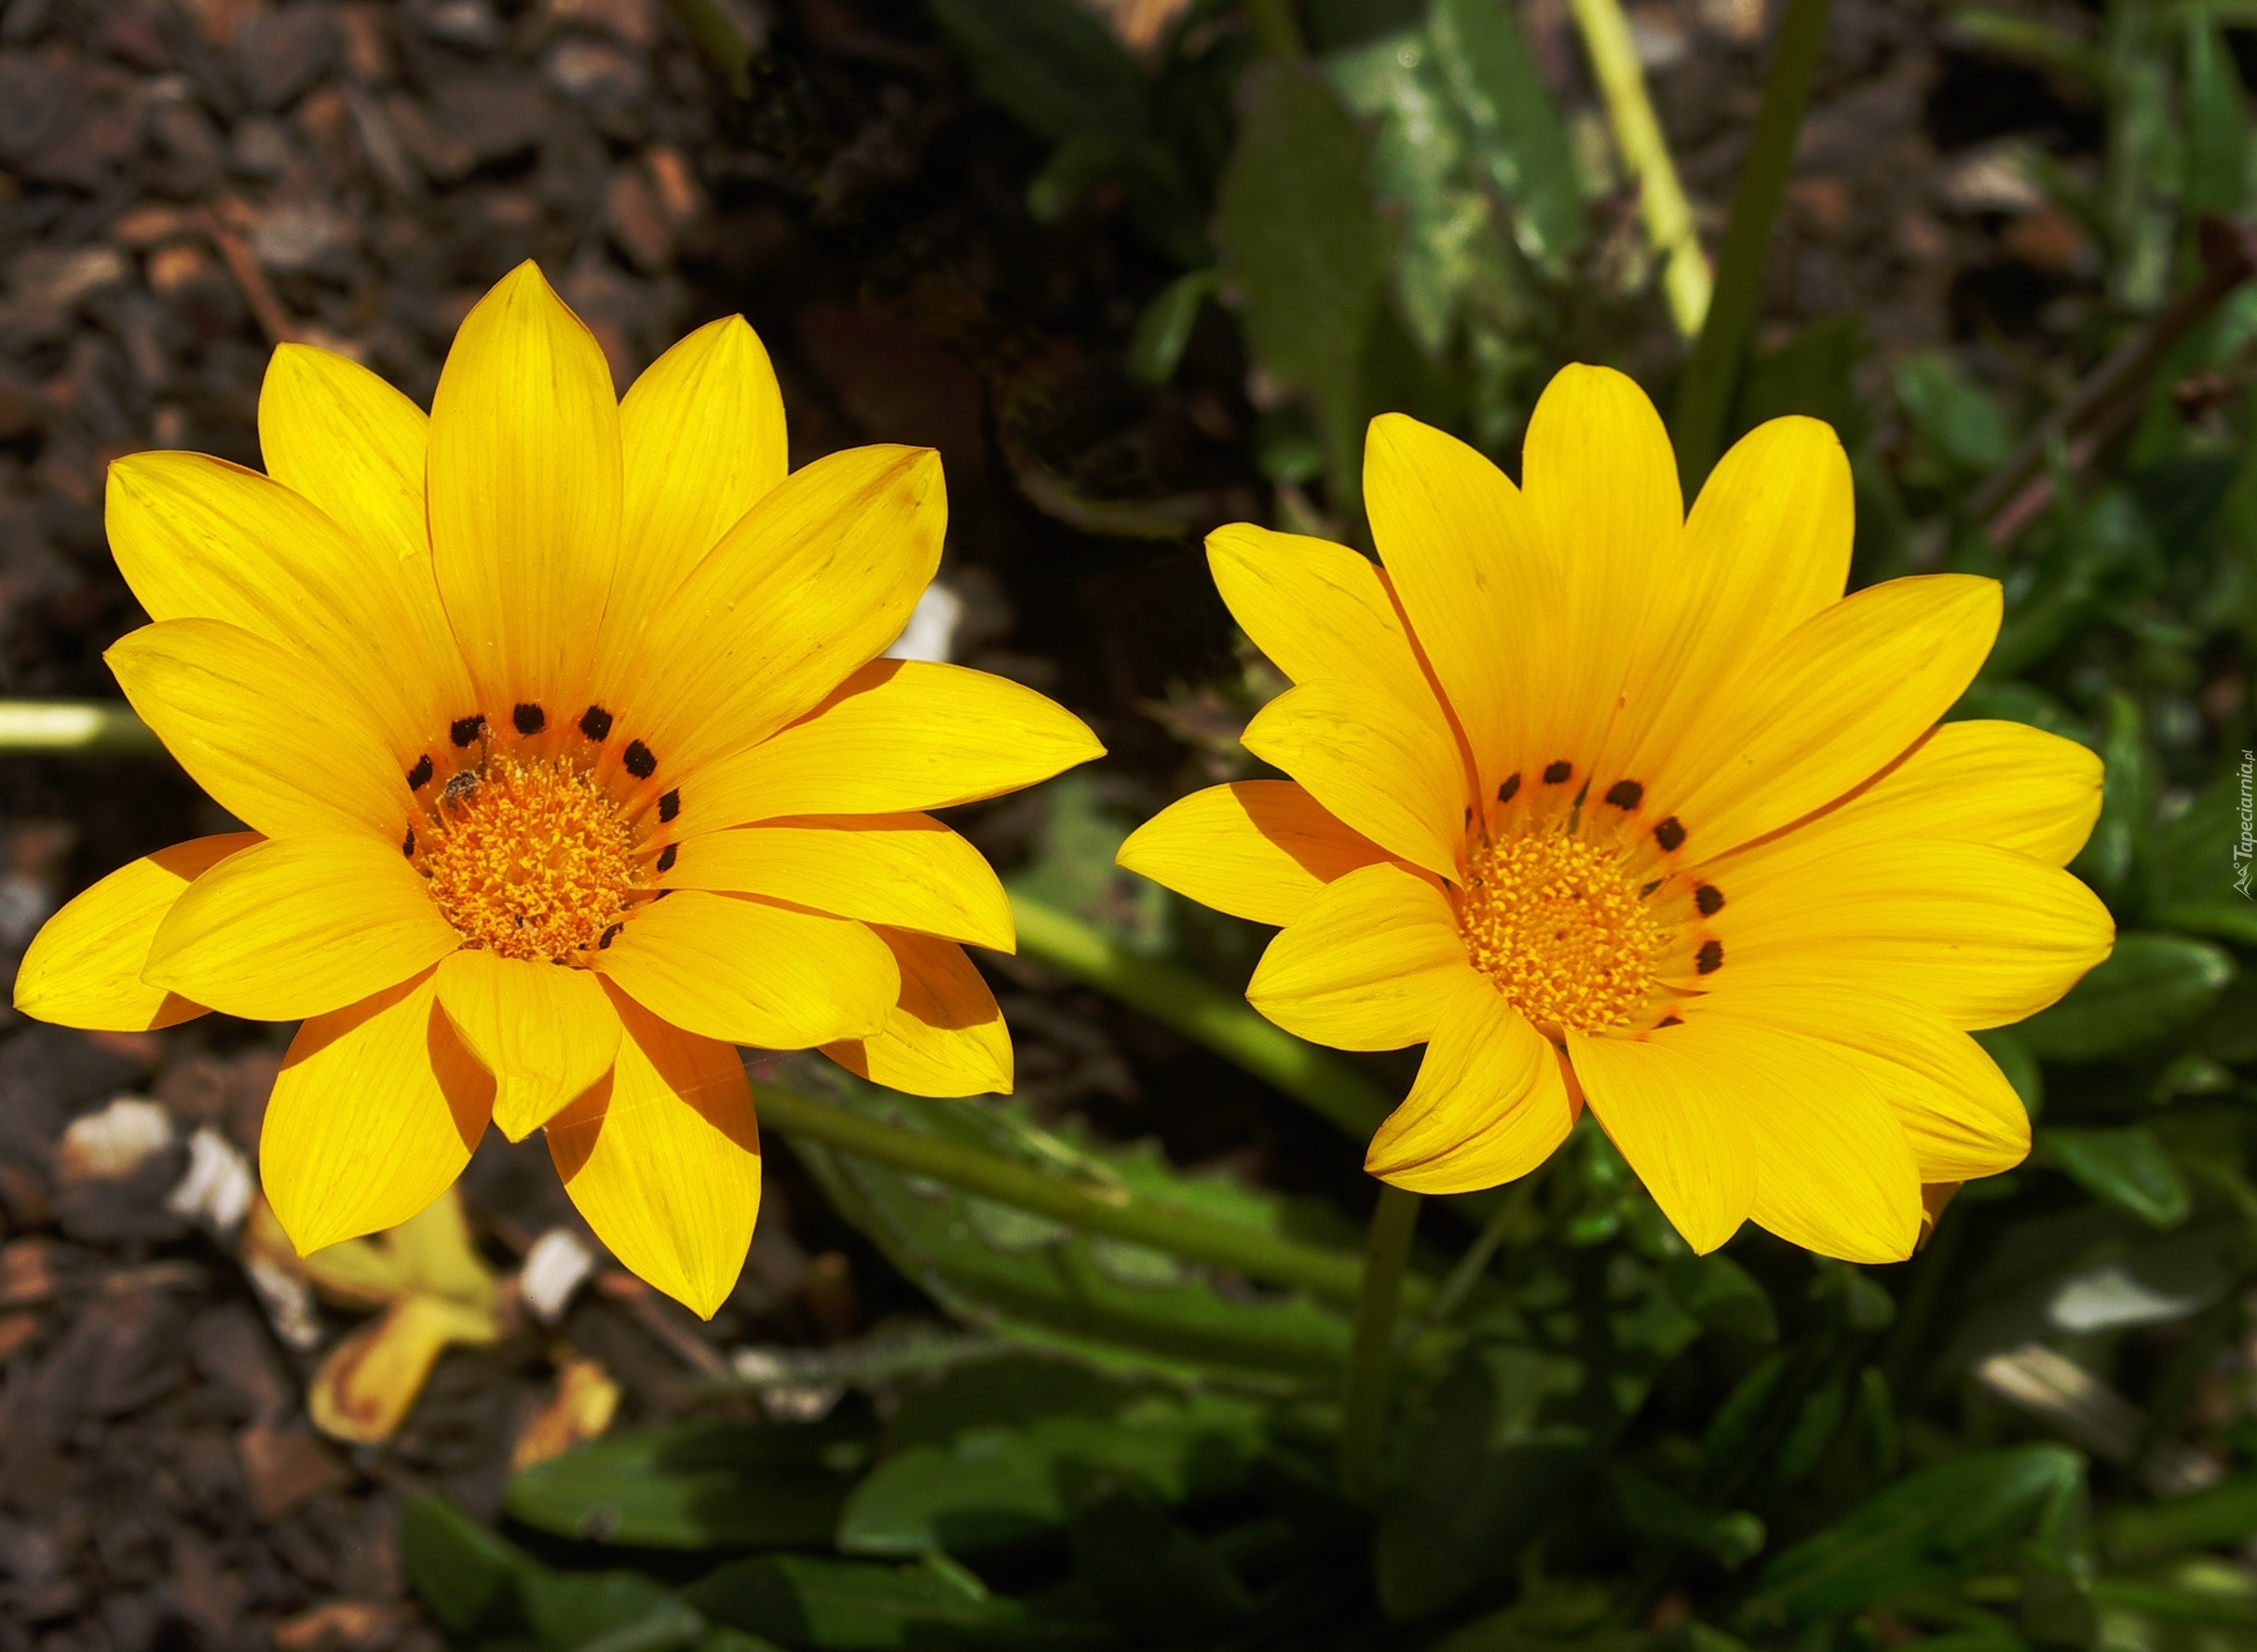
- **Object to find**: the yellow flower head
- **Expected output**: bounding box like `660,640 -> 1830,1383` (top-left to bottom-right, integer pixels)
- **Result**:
15,262 -> 1103,1316
1120,366 -> 2114,1265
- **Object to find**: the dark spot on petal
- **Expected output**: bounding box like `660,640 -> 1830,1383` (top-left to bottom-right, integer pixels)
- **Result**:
658,789 -> 680,823
1496,773 -> 1520,804
598,923 -> 622,950
1462,806 -> 1473,829
1639,879 -> 1661,898
1543,760 -> 1572,785
655,843 -> 677,873
1653,817 -> 1686,852
655,888 -> 673,900
512,702 -> 545,736
1656,1013 -> 1683,1028
401,826 -> 415,858
1696,939 -> 1723,975
1604,779 -> 1643,809
1694,884 -> 1724,916
450,713 -> 485,748
579,705 -> 614,741
623,739 -> 657,779
406,754 -> 434,790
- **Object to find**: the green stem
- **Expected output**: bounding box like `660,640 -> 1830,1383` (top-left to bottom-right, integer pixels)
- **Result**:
1667,0 -> 1833,490
1568,0 -> 1711,339
1244,0 -> 1305,58
1338,1185 -> 1421,1503
755,1081 -> 1426,1310
1010,897 -> 1393,1139
660,0 -> 755,97
0,701 -> 164,755
1415,1178 -> 1529,1333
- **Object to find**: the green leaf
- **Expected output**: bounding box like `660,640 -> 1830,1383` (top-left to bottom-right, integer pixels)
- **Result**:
1754,1445 -> 2085,1621
400,1493 -> 534,1637
2184,14 -> 2249,216
1217,60 -> 1394,512
927,0 -> 1147,145
505,1420 -> 870,1550
1427,0 -> 1582,265
2067,691 -> 2150,897
2146,764 -> 2257,945
2040,1126 -> 2192,1229
1971,1028 -> 2044,1121
1064,1480 -> 1255,1637
1895,351 -> 2012,475
1664,1253 -> 1777,1345
1608,1466 -> 1765,1567
886,1352 -> 1132,1450
687,1554 -> 1109,1649
1126,268 -> 1217,385
520,1571 -> 691,1652
2104,1475 -> 2257,1563
1002,775 -> 1171,955
1731,315 -> 1871,449
1946,679 -> 2091,744
2016,933 -> 2237,1062
838,1391 -> 1267,1554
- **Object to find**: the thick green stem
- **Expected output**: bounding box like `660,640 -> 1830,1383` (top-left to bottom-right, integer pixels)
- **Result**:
1010,897 -> 1393,1139
0,702 -> 164,755
755,1082 -> 1427,1310
1668,0 -> 1833,489
1338,1185 -> 1421,1503
1569,0 -> 1711,339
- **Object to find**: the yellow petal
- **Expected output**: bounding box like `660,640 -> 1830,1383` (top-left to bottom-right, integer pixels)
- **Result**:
435,951 -> 623,1142
608,444 -> 945,792
1246,861 -> 1473,1050
668,814 -> 1013,953
14,833 -> 256,1030
1595,415 -> 1853,795
1696,835 -> 2114,1030
263,968 -> 494,1253
591,890 -> 898,1048
1789,719 -> 2103,868
1206,520 -> 1457,738
1366,972 -> 1572,1193
1566,1027 -> 1753,1254
1636,1019 -> 1924,1264
823,928 -> 1013,1098
1689,982 -> 2029,1183
106,451 -> 469,772
1659,575 -> 2001,860
680,659 -> 1104,833
1363,413 -> 1562,798
1243,680 -> 1465,882
106,618 -> 411,841
547,987 -> 760,1319
1517,364 -> 1683,765
1116,780 -> 1388,928
259,341 -> 431,571
427,261 -> 622,717
146,834 -> 459,1021
596,316 -> 789,685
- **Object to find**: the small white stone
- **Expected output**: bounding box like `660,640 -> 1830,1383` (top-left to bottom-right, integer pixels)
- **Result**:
54,1097 -> 175,1183
244,1253 -> 322,1350
165,1125 -> 255,1236
882,581 -> 964,665
520,1226 -> 598,1324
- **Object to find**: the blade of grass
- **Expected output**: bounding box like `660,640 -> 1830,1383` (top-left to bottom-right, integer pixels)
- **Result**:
1338,1184 -> 1421,1502
1568,0 -> 1711,339
0,702 -> 165,755
1668,0 -> 1833,491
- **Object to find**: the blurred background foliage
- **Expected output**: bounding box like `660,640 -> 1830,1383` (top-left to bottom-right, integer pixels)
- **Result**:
401,0 -> 2257,1647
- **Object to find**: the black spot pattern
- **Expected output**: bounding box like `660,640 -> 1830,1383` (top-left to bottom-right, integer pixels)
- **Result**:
655,843 -> 677,873
579,705 -> 614,741
1696,940 -> 1723,974
1543,760 -> 1572,785
512,703 -> 545,735
449,713 -> 485,747
1694,885 -> 1724,916
1653,817 -> 1686,852
1604,779 -> 1643,809
658,789 -> 680,823
1496,773 -> 1520,804
598,923 -> 622,950
407,754 -> 433,790
401,826 -> 415,858
1639,879 -> 1661,898
1656,1013 -> 1683,1028
623,739 -> 657,779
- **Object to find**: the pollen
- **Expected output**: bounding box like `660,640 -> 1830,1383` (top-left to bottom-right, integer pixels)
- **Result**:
1458,830 -> 1665,1034
416,753 -> 641,962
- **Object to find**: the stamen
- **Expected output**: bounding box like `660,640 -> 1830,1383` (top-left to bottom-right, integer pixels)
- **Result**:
1458,830 -> 1664,1034
418,752 -> 641,963
450,713 -> 485,748
579,705 -> 614,741
407,754 -> 434,790
512,703 -> 546,735
623,739 -> 657,779
1694,885 -> 1724,915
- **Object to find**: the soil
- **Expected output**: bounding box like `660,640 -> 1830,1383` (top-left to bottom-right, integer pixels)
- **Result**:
0,1 -> 2122,1648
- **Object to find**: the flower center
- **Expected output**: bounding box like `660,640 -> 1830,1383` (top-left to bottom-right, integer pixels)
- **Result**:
415,753 -> 642,962
1458,830 -> 1665,1034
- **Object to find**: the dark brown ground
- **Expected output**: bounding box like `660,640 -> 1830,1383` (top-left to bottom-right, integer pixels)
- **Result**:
0,1 -> 2121,1648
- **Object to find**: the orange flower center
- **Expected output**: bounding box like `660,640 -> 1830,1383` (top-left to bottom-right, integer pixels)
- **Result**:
1458,831 -> 1664,1034
415,753 -> 642,962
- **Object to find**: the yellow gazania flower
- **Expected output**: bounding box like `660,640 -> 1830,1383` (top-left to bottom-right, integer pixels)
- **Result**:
1119,366 -> 2114,1264
14,263 -> 1103,1315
